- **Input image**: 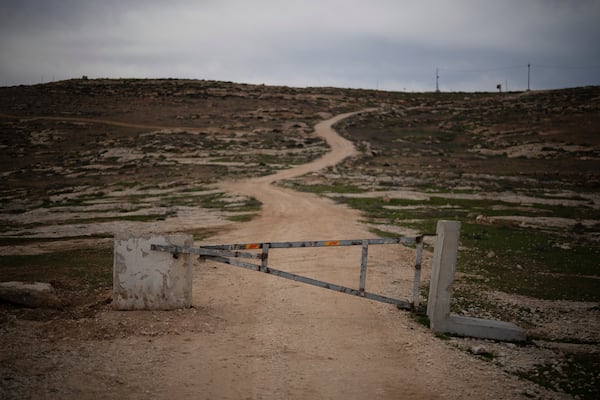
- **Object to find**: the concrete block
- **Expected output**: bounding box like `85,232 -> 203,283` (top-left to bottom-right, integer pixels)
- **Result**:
438,315 -> 527,342
113,233 -> 193,310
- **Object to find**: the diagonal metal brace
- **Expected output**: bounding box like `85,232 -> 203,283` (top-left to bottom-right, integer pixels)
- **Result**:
205,254 -> 413,310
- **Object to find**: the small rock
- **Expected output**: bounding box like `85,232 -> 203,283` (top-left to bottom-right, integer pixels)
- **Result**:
470,345 -> 487,355
0,281 -> 62,308
553,365 -> 563,375
486,251 -> 496,258
475,215 -> 489,224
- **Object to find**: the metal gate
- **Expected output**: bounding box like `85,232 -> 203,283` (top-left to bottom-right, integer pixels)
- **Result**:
151,235 -> 424,310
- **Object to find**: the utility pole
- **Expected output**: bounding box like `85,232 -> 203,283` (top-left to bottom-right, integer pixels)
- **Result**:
435,68 -> 440,92
527,63 -> 531,91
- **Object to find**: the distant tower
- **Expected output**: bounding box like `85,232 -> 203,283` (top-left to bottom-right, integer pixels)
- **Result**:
436,68 -> 440,92
527,63 -> 531,91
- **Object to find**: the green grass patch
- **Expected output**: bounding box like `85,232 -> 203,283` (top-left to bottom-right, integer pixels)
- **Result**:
227,197 -> 262,212
514,353 -> 600,400
334,194 -> 599,302
410,312 -> 431,328
41,192 -> 107,208
198,193 -> 233,208
56,213 -> 175,224
181,185 -> 210,193
529,336 -> 600,346
253,154 -> 287,165
0,245 -> 113,287
368,227 -> 401,238
180,228 -> 220,242
0,235 -> 113,246
459,223 -> 599,301
114,181 -> 138,188
162,193 -> 261,214
451,284 -> 527,324
281,180 -> 365,194
227,214 -> 257,222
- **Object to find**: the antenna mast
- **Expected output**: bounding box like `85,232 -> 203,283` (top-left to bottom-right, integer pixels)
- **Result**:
436,68 -> 440,92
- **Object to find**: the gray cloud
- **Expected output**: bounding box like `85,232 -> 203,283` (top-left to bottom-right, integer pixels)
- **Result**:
1,0 -> 598,91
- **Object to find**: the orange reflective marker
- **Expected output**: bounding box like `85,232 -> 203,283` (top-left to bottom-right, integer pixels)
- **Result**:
324,241 -> 340,246
245,244 -> 260,249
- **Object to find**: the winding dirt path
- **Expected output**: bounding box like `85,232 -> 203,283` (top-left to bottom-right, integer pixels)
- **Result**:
149,111 -> 540,399
217,110 -> 369,242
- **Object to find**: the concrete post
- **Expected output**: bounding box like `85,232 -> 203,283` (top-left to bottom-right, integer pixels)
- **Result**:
427,220 -> 461,329
113,233 -> 193,310
427,220 -> 526,341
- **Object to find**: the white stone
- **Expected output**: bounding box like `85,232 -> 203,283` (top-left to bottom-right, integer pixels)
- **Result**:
0,281 -> 61,308
470,345 -> 488,355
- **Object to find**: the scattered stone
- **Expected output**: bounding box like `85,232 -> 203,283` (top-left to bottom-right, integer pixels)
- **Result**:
470,345 -> 488,355
475,214 -> 490,224
0,281 -> 62,308
486,250 -> 496,258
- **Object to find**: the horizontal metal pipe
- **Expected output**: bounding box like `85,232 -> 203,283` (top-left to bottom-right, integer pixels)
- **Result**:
200,236 -> 420,251
150,244 -> 263,260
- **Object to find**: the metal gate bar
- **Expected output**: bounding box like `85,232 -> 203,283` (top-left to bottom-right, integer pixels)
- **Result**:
151,235 -> 424,310
198,237 -> 417,250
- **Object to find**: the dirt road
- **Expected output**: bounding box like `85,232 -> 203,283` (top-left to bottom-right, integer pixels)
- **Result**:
141,111 -> 547,399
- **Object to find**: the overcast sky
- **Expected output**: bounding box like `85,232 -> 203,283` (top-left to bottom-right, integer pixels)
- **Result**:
1,0 -> 599,91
